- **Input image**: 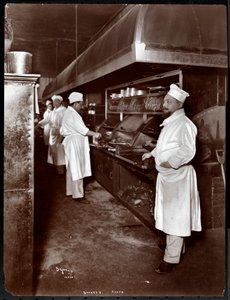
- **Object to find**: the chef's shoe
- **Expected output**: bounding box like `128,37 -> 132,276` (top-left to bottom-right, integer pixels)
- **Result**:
155,261 -> 175,274
73,197 -> 90,204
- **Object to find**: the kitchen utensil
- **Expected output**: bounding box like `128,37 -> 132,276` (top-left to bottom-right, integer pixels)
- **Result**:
215,149 -> 225,187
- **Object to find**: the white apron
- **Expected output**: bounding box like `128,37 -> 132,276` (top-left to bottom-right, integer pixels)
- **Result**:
152,109 -> 201,237
47,105 -> 66,166
60,106 -> 91,181
43,109 -> 52,145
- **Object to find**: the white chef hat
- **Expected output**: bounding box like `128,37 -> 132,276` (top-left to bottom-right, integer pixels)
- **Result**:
51,94 -> 63,102
68,92 -> 83,104
167,84 -> 190,103
46,100 -> 52,106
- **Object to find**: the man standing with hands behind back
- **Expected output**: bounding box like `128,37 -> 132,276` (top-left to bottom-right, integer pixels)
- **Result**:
142,84 -> 201,274
39,94 -> 66,175
60,92 -> 101,204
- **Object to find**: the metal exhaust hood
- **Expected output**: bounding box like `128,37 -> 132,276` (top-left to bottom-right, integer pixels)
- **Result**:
42,4 -> 227,99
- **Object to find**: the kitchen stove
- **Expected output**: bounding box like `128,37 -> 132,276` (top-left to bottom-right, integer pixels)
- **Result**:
96,114 -> 162,169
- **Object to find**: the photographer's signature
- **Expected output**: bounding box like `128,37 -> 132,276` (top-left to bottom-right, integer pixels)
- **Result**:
55,266 -> 74,279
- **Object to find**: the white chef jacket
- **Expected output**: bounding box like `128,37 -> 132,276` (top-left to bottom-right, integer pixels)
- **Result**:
151,109 -> 201,236
40,105 -> 66,165
60,106 -> 91,181
42,109 -> 52,145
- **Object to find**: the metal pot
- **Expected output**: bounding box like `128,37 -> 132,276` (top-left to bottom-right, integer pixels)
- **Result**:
130,87 -> 137,96
120,89 -> 126,97
136,89 -> 146,96
5,51 -> 32,74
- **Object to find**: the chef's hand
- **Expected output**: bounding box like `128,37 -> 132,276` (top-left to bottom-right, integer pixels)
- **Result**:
34,122 -> 40,129
57,134 -> 64,143
160,161 -> 172,168
94,132 -> 102,139
142,152 -> 152,161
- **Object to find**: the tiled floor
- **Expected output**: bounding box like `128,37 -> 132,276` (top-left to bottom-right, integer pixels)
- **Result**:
33,140 -> 226,297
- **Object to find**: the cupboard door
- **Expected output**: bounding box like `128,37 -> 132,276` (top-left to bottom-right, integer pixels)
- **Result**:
91,148 -> 115,194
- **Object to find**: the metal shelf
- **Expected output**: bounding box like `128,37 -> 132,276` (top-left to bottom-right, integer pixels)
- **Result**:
105,69 -> 182,120
107,111 -> 163,115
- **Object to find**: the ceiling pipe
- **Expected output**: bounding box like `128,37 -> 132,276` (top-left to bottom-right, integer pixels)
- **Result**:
75,4 -> 78,59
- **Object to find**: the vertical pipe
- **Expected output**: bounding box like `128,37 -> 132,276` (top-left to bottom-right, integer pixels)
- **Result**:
217,75 -> 219,105
105,89 -> 108,119
34,83 -> 40,114
55,40 -> 58,76
75,4 -> 78,58
75,4 -> 78,81
179,70 -> 183,88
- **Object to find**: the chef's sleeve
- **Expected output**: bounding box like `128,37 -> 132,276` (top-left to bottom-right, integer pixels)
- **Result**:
167,123 -> 197,169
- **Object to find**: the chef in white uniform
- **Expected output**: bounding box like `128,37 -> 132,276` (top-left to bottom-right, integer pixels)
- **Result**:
39,100 -> 53,146
39,95 -> 66,175
60,92 -> 101,203
142,84 -> 201,274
